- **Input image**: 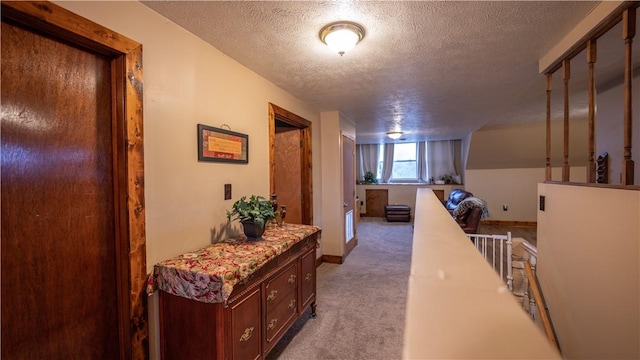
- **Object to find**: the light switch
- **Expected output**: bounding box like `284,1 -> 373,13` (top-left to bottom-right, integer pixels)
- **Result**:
224,184 -> 232,200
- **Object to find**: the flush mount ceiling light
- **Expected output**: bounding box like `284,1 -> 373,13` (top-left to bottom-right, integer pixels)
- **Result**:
387,131 -> 403,140
319,21 -> 365,56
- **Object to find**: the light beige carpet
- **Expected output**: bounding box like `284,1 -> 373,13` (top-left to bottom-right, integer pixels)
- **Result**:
267,217 -> 413,360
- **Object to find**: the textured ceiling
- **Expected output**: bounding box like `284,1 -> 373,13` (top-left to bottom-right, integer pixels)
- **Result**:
142,1 -> 631,144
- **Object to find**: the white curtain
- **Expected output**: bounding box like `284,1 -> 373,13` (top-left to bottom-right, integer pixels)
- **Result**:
356,144 -> 380,181
417,141 -> 428,182
427,140 -> 458,180
381,143 -> 394,183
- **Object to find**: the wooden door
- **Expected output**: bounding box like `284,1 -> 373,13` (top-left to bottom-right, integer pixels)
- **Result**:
269,103 -> 313,225
343,135 -> 357,257
275,125 -> 302,224
1,19 -> 120,358
1,2 -> 147,358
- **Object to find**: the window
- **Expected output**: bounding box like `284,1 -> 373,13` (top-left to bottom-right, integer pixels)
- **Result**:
392,143 -> 418,180
378,143 -> 419,181
364,140 -> 461,184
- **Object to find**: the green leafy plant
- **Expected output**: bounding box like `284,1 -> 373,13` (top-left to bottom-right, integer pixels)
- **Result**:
439,174 -> 454,184
226,195 -> 277,228
363,171 -> 378,184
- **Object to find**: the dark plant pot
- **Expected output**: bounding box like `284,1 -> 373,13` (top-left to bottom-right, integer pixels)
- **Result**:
241,220 -> 265,239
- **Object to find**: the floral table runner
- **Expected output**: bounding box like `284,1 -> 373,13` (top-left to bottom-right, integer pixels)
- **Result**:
146,223 -> 320,304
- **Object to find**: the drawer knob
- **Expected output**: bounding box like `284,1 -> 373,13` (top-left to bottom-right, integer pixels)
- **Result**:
288,274 -> 296,284
305,273 -> 312,282
267,290 -> 278,301
239,327 -> 254,342
288,299 -> 296,309
267,318 -> 278,331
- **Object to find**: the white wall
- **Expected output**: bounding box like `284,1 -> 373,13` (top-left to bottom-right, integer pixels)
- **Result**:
54,2 -> 322,358
537,183 -> 640,359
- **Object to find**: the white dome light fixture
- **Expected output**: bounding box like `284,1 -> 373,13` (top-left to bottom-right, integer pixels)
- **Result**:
387,131 -> 403,140
320,21 -> 365,56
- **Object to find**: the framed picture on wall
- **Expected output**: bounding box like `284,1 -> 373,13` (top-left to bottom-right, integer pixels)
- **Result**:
197,124 -> 249,164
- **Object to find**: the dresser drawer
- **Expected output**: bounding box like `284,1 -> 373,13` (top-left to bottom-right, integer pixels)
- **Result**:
264,289 -> 297,346
264,262 -> 297,311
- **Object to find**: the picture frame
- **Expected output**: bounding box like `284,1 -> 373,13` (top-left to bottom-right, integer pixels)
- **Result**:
197,124 -> 249,164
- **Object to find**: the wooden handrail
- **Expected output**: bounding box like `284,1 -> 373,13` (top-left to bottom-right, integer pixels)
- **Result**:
524,262 -> 560,353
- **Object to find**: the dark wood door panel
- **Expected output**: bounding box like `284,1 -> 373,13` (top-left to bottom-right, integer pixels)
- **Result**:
1,20 -> 119,359
275,127 -> 302,224
365,189 -> 388,217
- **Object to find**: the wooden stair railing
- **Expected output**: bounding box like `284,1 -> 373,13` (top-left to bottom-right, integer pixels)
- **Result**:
524,261 -> 561,353
544,3 -> 638,186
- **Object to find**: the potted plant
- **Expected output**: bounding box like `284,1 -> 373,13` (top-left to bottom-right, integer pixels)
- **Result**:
439,174 -> 454,184
363,171 -> 378,184
226,195 -> 278,239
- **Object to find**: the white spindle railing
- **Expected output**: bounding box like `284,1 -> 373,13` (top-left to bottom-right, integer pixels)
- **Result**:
511,240 -> 540,321
466,232 -> 513,291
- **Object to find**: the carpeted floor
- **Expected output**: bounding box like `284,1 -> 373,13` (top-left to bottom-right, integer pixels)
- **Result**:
266,217 -> 413,360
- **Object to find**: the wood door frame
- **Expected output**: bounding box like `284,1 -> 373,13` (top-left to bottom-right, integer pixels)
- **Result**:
1,2 -> 147,358
269,103 -> 313,224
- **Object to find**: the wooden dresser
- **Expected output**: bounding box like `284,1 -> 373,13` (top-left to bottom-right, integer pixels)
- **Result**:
150,224 -> 320,360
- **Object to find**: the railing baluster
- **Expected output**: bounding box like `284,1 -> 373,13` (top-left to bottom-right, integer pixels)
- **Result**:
466,233 -> 514,289
546,74 -> 552,181
562,59 -> 571,182
622,8 -> 635,185
506,233 -> 513,291
587,39 -> 597,183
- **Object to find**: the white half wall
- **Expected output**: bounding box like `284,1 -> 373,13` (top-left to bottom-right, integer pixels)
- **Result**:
537,183 -> 640,359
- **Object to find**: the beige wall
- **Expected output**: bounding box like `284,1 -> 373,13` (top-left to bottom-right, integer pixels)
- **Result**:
54,2 -> 322,358
320,111 -> 341,256
467,119 -> 588,171
56,0 -> 321,268
320,111 -> 358,257
466,166 -> 586,222
537,183 -> 640,359
596,74 -> 640,184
